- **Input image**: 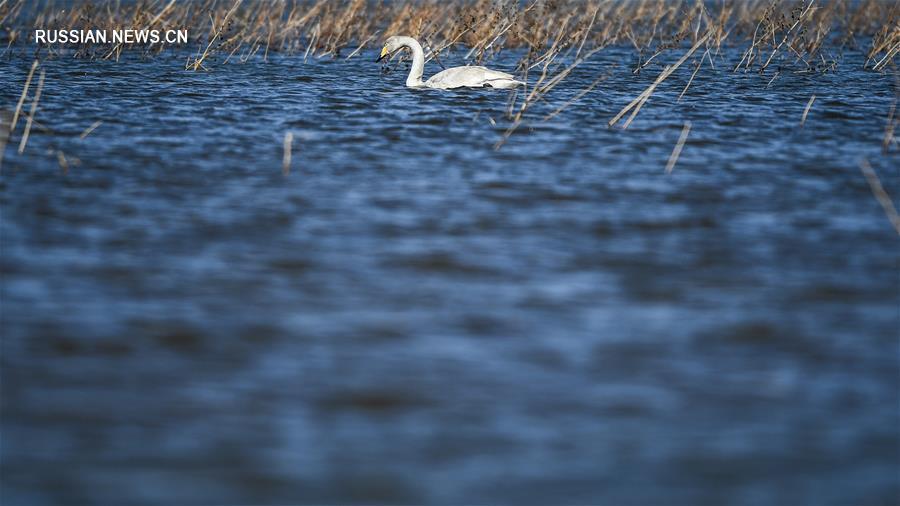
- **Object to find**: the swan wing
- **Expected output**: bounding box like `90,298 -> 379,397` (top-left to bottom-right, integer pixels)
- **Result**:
425,66 -> 523,89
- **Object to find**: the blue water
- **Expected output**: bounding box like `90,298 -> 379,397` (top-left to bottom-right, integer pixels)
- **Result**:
1,45 -> 898,504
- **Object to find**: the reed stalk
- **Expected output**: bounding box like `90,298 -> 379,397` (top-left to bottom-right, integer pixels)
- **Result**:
665,121 -> 692,174
0,110 -> 10,172
884,101 -> 898,154
79,121 -> 103,140
801,95 -> 816,127
283,131 -> 293,175
858,159 -> 900,236
17,69 -> 44,154
10,60 -> 37,133
610,32 -> 711,129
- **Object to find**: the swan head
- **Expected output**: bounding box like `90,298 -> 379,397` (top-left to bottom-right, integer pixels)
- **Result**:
376,35 -> 410,62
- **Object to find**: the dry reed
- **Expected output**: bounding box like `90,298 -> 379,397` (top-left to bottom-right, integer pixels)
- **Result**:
0,110 -> 10,172
884,101 -> 898,154
801,95 -> 816,126
858,159 -> 900,236
79,121 -> 103,140
283,131 -> 293,175
10,60 -> 38,133
609,32 -> 711,129
17,68 -> 44,154
0,0 -> 893,73
666,121 -> 692,174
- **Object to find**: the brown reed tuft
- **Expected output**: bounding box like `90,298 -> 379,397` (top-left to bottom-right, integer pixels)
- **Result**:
0,0 -> 894,73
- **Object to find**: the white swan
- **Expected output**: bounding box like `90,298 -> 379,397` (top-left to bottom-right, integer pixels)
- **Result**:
377,36 -> 524,90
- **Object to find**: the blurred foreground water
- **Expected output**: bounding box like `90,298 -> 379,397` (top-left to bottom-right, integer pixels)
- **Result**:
1,46 -> 898,504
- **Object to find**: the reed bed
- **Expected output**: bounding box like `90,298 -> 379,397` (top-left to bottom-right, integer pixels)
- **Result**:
4,1 -> 895,135
2,1 -> 897,163
0,0 -> 896,72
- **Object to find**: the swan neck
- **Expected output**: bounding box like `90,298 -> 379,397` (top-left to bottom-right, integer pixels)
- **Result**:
402,37 -> 426,87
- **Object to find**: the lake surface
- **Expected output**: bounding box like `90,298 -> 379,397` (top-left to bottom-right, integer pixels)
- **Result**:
1,45 -> 898,505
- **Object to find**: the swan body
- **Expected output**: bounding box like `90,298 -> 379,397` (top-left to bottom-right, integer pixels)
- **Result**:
378,36 -> 524,90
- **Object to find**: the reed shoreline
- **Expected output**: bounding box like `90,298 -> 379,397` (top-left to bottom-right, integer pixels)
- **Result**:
2,0 -> 896,214
0,0 -> 896,73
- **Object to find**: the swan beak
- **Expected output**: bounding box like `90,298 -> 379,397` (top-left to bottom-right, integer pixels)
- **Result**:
376,47 -> 389,62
